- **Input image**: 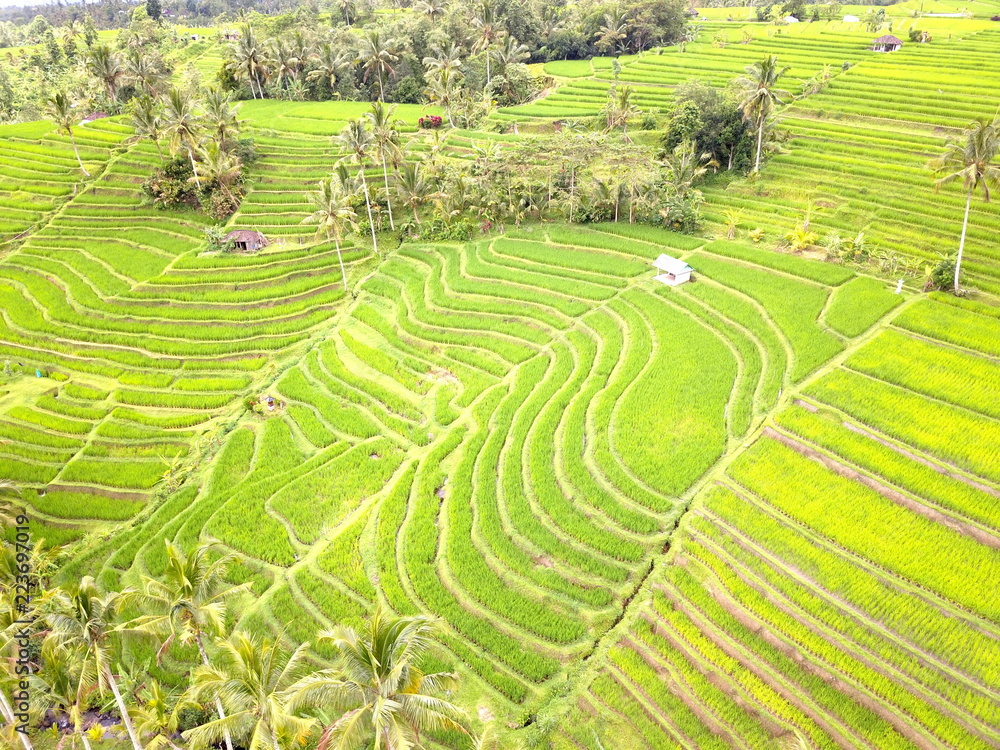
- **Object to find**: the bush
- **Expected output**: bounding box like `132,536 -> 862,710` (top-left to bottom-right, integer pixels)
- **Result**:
141,155 -> 199,210
418,115 -> 443,129
930,256 -> 956,291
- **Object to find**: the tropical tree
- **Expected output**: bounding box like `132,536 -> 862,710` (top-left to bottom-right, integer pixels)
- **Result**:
85,44 -> 124,102
202,88 -> 243,145
396,161 -> 435,223
303,177 -> 359,291
285,609 -> 469,750
184,631 -> 313,750
125,47 -> 165,95
735,55 -> 790,173
133,679 -> 197,750
163,87 -> 204,188
130,542 -> 252,750
422,42 -> 463,77
662,139 -> 713,196
32,638 -> 97,750
45,91 -> 89,176
425,69 -> 461,127
471,0 -> 503,85
494,36 -> 530,71
43,577 -> 145,750
308,43 -> 347,91
595,11 -> 628,54
928,117 -> 1000,292
367,101 -> 402,230
602,85 -> 640,136
227,23 -> 269,99
129,94 -> 166,162
358,30 -> 400,101
192,143 -> 242,201
414,0 -> 447,23
338,118 -> 379,255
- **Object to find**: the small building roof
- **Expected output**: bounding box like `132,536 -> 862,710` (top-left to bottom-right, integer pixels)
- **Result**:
872,34 -> 903,45
225,229 -> 269,246
653,254 -> 693,275
80,112 -> 109,124
843,14 -> 860,21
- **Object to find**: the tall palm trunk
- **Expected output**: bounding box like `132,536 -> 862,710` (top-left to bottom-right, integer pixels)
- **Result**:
0,688 -> 33,750
152,137 -> 165,163
105,667 -> 143,750
333,233 -> 348,291
955,186 -> 972,293
754,115 -> 764,173
360,170 -> 379,256
69,130 -> 90,177
485,46 -> 491,84
380,151 -> 395,230
196,634 -> 234,750
378,73 -> 386,102
187,145 -> 202,189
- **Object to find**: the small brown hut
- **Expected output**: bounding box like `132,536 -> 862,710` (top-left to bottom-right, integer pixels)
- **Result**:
870,34 -> 903,52
225,230 -> 270,253
80,112 -> 109,125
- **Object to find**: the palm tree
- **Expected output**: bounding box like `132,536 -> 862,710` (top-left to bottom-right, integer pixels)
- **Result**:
422,42 -> 463,77
338,0 -> 357,26
929,118 -> 1000,293
45,91 -> 89,177
227,23 -> 268,99
396,161 -> 434,223
662,139 -> 713,197
133,680 -> 195,750
131,542 -> 252,750
414,0 -> 447,23
358,30 -> 400,101
735,55 -> 790,173
163,87 -> 204,189
367,101 -> 402,230
308,43 -> 347,92
192,143 -> 242,200
269,37 -> 301,91
43,577 -> 144,750
594,11 -> 628,54
202,88 -> 243,145
85,44 -> 124,102
285,609 -> 469,750
303,177 -> 359,291
184,631 -> 313,750
32,638 -> 97,750
125,47 -> 165,95
338,119 -> 379,255
494,36 -> 529,72
602,85 -> 640,137
425,69 -> 461,127
471,0 -> 503,85
129,94 -> 166,162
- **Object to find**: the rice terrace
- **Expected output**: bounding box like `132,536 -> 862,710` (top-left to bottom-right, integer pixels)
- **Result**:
0,0 -> 999,748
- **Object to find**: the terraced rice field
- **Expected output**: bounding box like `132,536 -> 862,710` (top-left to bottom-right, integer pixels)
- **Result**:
511,21 -> 1000,294
557,292 -> 1000,750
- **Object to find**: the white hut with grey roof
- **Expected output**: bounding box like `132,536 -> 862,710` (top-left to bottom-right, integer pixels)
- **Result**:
652,254 -> 693,286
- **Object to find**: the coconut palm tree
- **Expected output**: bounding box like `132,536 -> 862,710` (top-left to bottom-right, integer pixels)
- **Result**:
396,161 -> 435,223
130,542 -> 251,750
32,638 -> 97,750
494,35 -> 530,72
414,0 -> 447,23
471,0 -> 503,85
338,0 -> 358,26
284,609 -> 469,750
358,30 -> 400,101
735,55 -> 790,173
338,119 -> 379,255
425,69 -> 461,127
928,117 -> 1000,293
125,47 -> 165,95
227,23 -> 268,99
43,577 -> 144,750
308,43 -> 347,92
422,42 -> 463,77
192,142 -> 242,200
184,631 -> 314,750
202,88 -> 243,146
602,85 -> 640,137
662,139 -> 714,197
85,44 -> 124,102
163,87 -> 204,189
129,94 -> 166,162
367,101 -> 402,230
133,679 -> 196,750
595,11 -> 628,54
44,91 -> 89,177
303,177 -> 359,291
